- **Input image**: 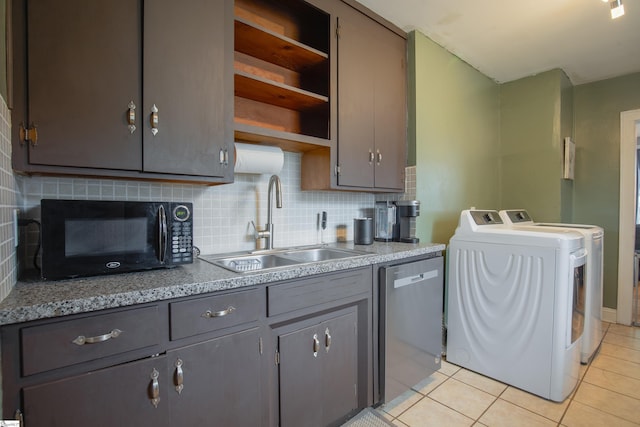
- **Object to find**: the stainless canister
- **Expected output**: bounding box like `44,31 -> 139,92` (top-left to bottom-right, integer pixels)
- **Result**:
354,218 -> 374,245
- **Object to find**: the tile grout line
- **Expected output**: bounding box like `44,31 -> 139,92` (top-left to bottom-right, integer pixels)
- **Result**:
558,327 -> 640,426
384,324 -> 640,426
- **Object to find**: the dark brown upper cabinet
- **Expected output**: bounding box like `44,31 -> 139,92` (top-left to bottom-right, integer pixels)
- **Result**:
11,0 -> 234,184
302,1 -> 407,192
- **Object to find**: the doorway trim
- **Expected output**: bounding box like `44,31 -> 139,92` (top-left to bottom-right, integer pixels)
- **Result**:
617,109 -> 640,325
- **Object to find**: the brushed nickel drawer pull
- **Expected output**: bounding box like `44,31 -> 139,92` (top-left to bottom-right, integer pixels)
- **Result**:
72,329 -> 122,346
202,306 -> 236,318
149,368 -> 160,408
174,359 -> 184,394
325,328 -> 332,353
313,333 -> 320,357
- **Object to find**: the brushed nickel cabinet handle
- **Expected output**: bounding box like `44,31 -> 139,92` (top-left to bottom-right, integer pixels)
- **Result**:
376,150 -> 382,164
174,359 -> 184,394
127,101 -> 137,134
149,368 -> 160,408
72,329 -> 122,346
369,150 -> 375,163
219,148 -> 230,166
313,333 -> 320,357
325,328 -> 332,353
150,104 -> 159,136
202,306 -> 236,318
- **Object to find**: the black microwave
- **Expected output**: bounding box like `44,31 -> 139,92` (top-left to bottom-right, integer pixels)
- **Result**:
41,199 -> 193,279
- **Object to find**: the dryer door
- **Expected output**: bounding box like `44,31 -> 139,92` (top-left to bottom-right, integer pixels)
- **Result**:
569,249 -> 587,346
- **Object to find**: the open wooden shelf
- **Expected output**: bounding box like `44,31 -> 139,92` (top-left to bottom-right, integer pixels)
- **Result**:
235,18 -> 328,73
235,123 -> 331,153
234,71 -> 328,111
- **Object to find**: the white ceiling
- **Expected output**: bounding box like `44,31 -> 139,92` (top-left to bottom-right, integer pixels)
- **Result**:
354,0 -> 640,85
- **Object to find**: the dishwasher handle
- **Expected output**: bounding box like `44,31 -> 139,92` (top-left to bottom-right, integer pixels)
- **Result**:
393,269 -> 439,289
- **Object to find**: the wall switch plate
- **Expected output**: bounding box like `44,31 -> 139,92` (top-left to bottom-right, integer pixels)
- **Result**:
13,209 -> 20,247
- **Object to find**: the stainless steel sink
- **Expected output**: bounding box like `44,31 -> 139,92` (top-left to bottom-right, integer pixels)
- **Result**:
281,247 -> 368,263
200,246 -> 369,273
210,254 -> 299,273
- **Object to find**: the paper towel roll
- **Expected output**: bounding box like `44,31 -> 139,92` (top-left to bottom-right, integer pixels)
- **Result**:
234,143 -> 284,175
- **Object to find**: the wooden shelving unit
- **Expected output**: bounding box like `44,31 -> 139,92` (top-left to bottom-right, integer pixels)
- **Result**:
234,0 -> 330,149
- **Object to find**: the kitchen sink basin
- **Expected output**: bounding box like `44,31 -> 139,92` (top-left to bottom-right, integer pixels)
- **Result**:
210,254 -> 299,273
281,247 -> 368,262
200,246 -> 369,273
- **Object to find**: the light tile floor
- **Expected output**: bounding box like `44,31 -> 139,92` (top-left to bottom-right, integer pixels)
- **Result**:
378,322 -> 640,426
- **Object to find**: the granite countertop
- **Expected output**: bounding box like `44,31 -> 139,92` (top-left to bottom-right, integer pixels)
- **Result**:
0,241 -> 445,326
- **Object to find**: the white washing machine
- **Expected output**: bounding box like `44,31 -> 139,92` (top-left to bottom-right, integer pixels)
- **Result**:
447,209 -> 586,402
499,209 -> 604,364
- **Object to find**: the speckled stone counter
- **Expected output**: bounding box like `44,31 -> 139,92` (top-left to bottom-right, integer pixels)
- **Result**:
0,242 -> 445,326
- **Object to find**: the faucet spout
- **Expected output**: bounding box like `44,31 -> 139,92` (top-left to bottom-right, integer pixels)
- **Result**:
265,175 -> 282,250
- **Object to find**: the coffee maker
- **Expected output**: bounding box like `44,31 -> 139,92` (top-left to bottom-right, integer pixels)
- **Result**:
395,200 -> 420,243
374,201 -> 396,242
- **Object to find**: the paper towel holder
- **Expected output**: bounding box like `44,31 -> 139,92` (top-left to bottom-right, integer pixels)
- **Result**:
234,142 -> 284,175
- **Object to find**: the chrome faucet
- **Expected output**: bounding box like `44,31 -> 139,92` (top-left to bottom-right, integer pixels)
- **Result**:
251,175 -> 282,250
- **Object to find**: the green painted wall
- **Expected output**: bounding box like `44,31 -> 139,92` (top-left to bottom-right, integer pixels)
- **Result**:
573,72 -> 640,308
499,69 -> 572,222
411,31 -> 500,245
410,29 -> 639,311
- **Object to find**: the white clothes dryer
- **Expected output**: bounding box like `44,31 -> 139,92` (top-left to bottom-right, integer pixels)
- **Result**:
447,210 -> 586,402
499,209 -> 604,364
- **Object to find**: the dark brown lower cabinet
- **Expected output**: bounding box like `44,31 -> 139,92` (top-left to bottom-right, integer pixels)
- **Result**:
4,264 -> 389,426
23,355 -> 170,427
21,327 -> 263,427
167,327 -> 262,426
278,308 -> 358,427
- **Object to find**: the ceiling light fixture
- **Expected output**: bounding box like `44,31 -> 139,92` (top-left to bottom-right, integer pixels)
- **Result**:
609,0 -> 625,19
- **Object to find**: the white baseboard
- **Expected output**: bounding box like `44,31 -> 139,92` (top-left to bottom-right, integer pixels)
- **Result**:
602,307 -> 617,323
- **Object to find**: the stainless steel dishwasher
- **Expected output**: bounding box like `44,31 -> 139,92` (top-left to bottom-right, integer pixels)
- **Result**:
380,256 -> 444,403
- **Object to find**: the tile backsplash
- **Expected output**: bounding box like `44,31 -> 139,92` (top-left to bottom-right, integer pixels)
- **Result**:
0,97 -> 19,300
16,152 -> 380,274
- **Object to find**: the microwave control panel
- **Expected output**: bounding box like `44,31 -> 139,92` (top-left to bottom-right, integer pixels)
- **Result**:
171,204 -> 193,264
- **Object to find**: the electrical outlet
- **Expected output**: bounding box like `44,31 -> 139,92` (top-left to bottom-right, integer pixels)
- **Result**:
13,209 -> 20,247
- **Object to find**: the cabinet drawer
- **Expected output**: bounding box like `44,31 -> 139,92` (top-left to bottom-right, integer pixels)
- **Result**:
170,288 -> 263,340
21,306 -> 161,376
268,268 -> 371,317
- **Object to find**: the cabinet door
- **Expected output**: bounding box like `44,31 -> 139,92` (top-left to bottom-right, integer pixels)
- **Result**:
278,309 -> 358,427
335,7 -> 376,188
167,328 -> 262,426
372,27 -> 406,190
320,310 -> 358,426
335,4 -> 406,191
26,0 -> 141,170
143,0 -> 233,178
22,356 -> 169,427
278,322 -> 323,427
